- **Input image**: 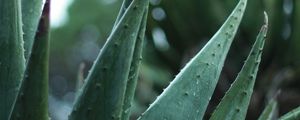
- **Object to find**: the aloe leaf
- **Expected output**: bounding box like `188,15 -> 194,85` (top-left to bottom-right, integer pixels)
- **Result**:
0,0 -> 25,119
288,0 -> 300,64
22,0 -> 45,61
279,106 -> 300,120
209,13 -> 268,120
258,99 -> 278,120
69,0 -> 149,120
121,8 -> 149,120
113,0 -> 133,29
138,0 -> 247,119
10,1 -> 50,120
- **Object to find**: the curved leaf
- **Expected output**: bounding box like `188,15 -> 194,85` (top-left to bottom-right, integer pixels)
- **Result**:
22,0 -> 45,60
69,0 -> 149,119
209,12 -> 268,120
0,0 -> 25,119
258,99 -> 278,120
138,0 -> 247,119
10,1 -> 50,120
279,106 -> 300,120
121,9 -> 149,120
113,0 -> 133,29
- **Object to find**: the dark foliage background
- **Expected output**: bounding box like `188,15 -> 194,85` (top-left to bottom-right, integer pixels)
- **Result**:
49,0 -> 300,119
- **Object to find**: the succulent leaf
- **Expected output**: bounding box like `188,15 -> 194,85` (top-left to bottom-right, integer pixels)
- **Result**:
209,12 -> 268,120
258,99 -> 278,120
69,0 -> 149,119
138,0 -> 247,119
113,0 -> 133,29
10,1 -> 50,120
279,106 -> 300,120
0,0 -> 25,119
22,0 -> 45,61
121,8 -> 149,120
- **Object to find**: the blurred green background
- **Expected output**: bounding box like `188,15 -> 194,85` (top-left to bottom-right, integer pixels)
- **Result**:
48,0 -> 300,119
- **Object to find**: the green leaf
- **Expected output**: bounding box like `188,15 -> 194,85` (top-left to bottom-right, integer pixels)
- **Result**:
258,99 -> 278,120
138,0 -> 247,119
121,8 -> 149,120
209,13 -> 268,120
0,0 -> 25,119
287,0 -> 300,65
279,106 -> 300,120
69,0 -> 149,120
113,0 -> 133,29
10,1 -> 50,120
22,0 -> 45,61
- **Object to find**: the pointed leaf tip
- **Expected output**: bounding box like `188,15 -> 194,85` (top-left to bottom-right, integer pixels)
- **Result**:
279,106 -> 300,120
258,99 -> 278,120
264,11 -> 268,27
138,0 -> 248,120
209,13 -> 268,120
69,0 -> 149,120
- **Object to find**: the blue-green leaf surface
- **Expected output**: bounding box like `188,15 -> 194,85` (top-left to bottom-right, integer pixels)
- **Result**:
279,106 -> 300,120
138,0 -> 247,119
10,1 -> 50,119
0,0 -> 25,119
69,0 -> 149,120
209,13 -> 268,120
258,99 -> 278,120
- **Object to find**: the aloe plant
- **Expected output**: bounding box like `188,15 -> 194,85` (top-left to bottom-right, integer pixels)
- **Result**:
10,0 -> 50,119
258,99 -> 278,120
209,12 -> 267,120
1,0 -> 300,120
139,0 -> 247,119
279,106 -> 300,120
0,1 -> 25,119
111,1 -> 149,120
69,0 -> 149,119
121,8 -> 149,120
22,0 -> 45,60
